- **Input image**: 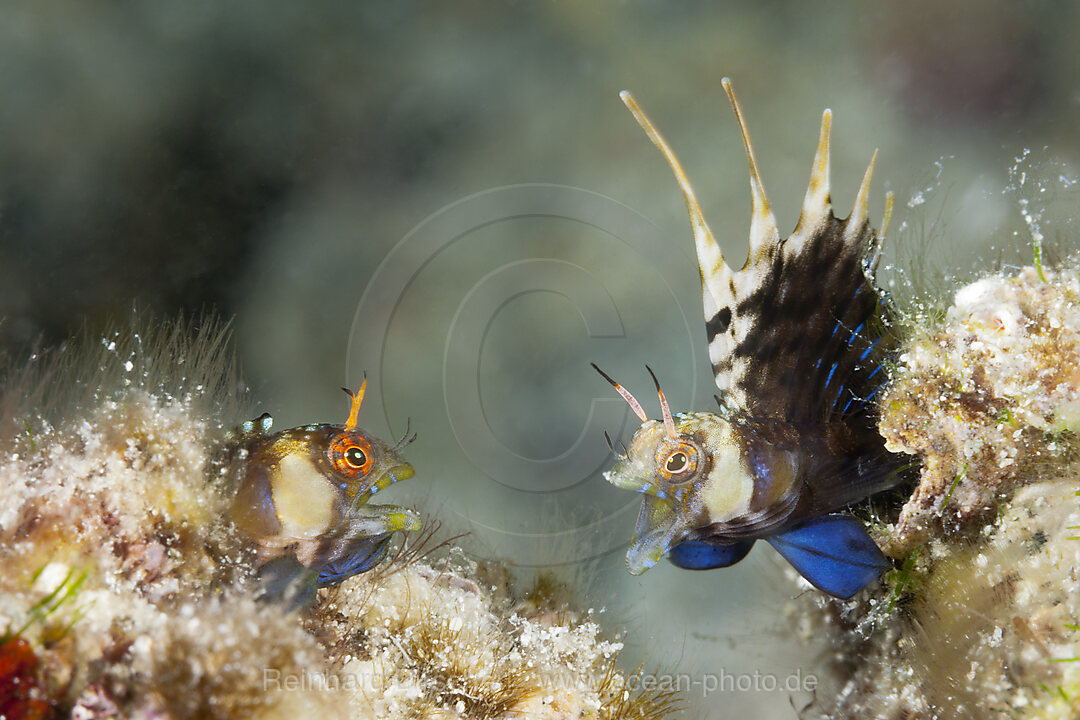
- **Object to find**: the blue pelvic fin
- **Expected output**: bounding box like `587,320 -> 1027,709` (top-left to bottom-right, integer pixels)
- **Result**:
255,534 -> 394,610
668,539 -> 755,570
766,514 -> 890,599
256,556 -> 319,610
317,533 -> 392,588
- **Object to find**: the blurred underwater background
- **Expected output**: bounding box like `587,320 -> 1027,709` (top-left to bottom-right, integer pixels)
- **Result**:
2,2 -> 1080,717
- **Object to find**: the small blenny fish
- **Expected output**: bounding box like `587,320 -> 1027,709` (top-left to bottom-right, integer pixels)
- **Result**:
596,79 -> 904,599
231,378 -> 420,590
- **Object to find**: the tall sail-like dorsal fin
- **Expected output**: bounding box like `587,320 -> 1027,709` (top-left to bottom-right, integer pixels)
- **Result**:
867,191 -> 896,274
788,109 -> 833,257
619,90 -> 733,315
720,78 -> 780,264
846,150 -> 878,242
620,82 -> 892,421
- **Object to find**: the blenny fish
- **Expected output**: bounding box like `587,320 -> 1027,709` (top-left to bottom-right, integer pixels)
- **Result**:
231,378 -> 420,592
596,79 -> 903,599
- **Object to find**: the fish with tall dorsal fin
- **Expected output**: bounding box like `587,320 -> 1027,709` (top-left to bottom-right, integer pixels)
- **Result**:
596,79 -> 903,599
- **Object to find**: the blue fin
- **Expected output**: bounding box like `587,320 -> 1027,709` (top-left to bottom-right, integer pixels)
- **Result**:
766,515 -> 890,599
316,533 -> 392,588
256,556 -> 319,610
668,539 -> 755,570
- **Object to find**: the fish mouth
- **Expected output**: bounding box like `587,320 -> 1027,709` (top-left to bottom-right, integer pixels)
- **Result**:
603,463 -> 687,573
625,494 -> 692,575
385,462 -> 415,483
369,462 -> 414,495
603,464 -> 667,498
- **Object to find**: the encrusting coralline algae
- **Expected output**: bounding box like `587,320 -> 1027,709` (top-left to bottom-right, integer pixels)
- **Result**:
0,319 -> 678,719
803,261 -> 1080,720
0,321 -> 337,719
880,263 -> 1080,557
8,265 -> 1080,718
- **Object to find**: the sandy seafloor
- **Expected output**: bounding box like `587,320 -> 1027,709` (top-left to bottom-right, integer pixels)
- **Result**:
2,3 -> 1080,718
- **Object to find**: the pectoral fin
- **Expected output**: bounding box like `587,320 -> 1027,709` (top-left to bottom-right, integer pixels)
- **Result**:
626,495 -> 693,575
317,533 -> 392,587
766,514 -> 890,599
315,505 -> 419,587
668,539 -> 755,570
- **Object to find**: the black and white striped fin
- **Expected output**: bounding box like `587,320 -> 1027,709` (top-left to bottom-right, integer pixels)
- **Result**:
622,79 -> 894,424
620,90 -> 734,317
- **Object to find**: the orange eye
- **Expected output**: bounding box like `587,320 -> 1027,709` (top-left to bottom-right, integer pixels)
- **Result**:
665,450 -> 690,474
344,446 -> 368,468
329,434 -> 374,478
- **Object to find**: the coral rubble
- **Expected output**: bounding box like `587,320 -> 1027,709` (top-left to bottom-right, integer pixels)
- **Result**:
880,264 -> 1080,555
315,557 -> 678,720
809,474 -> 1080,720
0,319 -> 679,719
804,263 -> 1080,719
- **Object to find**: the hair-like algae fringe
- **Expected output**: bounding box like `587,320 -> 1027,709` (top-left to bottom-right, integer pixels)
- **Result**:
0,316 -> 684,719
312,527 -> 686,719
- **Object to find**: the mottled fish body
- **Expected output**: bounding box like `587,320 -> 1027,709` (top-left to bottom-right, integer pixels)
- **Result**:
600,80 -> 902,598
231,379 -> 420,591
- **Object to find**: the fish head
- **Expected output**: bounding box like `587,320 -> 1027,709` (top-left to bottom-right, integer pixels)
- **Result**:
320,425 -> 415,504
605,412 -> 757,574
231,379 -> 418,573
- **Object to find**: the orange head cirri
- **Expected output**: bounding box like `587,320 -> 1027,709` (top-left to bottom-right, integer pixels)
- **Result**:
231,377 -> 420,587
328,379 -> 376,481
